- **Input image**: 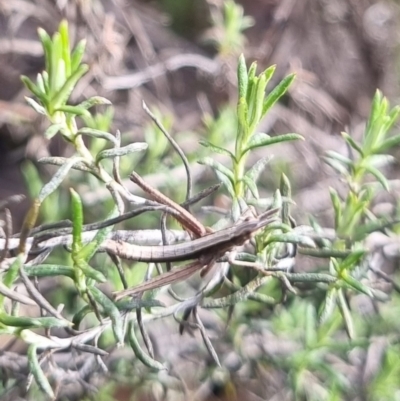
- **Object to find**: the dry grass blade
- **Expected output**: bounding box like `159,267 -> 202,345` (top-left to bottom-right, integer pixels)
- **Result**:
131,171 -> 207,237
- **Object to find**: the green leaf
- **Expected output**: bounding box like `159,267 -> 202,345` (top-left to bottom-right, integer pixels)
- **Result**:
78,206 -> 119,261
78,96 -> 112,109
28,345 -> 55,399
305,304 -> 317,348
1,255 -> 24,302
271,188 -> 283,210
263,65 -> 276,88
280,173 -> 291,198
381,105 -> 400,136
237,96 -> 249,141
55,59 -> 66,93
329,258 -> 339,275
216,171 -> 235,197
266,233 -> 316,248
241,174 -> 259,198
116,298 -> 165,311
59,20 -> 71,77
50,64 -> 89,110
246,62 -> 257,102
262,221 -> 292,233
95,142 -> 148,163
21,76 -> 43,100
262,73 -> 295,117
365,90 -> 383,139
50,32 -> 63,92
76,260 -> 107,283
70,188 -> 83,253
72,305 -> 91,329
198,157 -> 235,196
38,157 -> 84,202
329,187 -> 342,230
246,75 -> 258,128
42,71 -> 50,94
245,156 -> 273,183
250,72 -> 267,127
237,54 -> 248,99
25,264 -> 75,279
0,314 -> 71,329
374,134 -> 400,153
38,156 -> 92,172
70,39 -> 87,72
340,272 -> 374,297
78,127 -> 118,145
341,132 -> 364,156
308,215 -> 331,248
363,154 -> 395,168
353,218 -> 397,242
198,157 -> 235,181
89,286 -> 124,345
325,150 -> 353,166
319,287 -> 338,324
337,288 -> 355,339
243,132 -> 303,154
323,156 -> 349,176
128,320 -> 166,370
25,97 -> 46,115
364,164 -> 389,191
36,73 -> 46,94
54,105 -> 91,118
340,199 -> 369,238
37,28 -> 53,80
339,250 -> 366,272
44,123 -> 63,139
299,248 -> 352,258
280,173 -> 291,225
198,140 -> 235,160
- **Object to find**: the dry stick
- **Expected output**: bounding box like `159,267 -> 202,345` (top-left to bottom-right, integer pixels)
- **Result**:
102,54 -> 222,90
106,182 -> 124,216
112,130 -> 123,186
136,228 -> 161,358
0,194 -> 25,212
32,205 -> 179,244
108,253 -> 128,289
130,171 -> 207,237
19,267 -> 70,322
184,182 -> 222,207
114,259 -> 205,300
142,101 -> 193,204
22,219 -> 72,238
0,208 -> 11,263
109,130 -> 126,215
193,307 -> 221,367
30,184 -> 221,244
0,281 -> 36,306
136,306 -> 154,359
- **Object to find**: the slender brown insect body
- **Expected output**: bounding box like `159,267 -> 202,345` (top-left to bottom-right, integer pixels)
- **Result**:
111,169 -> 277,297
103,213 -> 275,263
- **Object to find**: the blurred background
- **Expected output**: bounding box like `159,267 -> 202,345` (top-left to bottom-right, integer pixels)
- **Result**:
2,0 -> 400,227
1,1 -> 400,400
